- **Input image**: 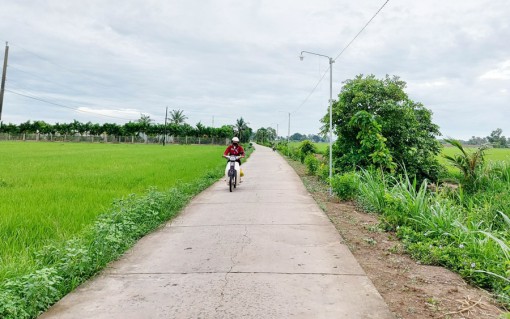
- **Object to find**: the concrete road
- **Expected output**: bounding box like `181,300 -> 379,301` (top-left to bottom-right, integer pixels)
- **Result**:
40,144 -> 394,319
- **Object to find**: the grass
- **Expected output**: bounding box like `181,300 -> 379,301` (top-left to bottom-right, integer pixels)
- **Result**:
288,141 -> 328,154
441,146 -> 510,163
0,142 -> 225,281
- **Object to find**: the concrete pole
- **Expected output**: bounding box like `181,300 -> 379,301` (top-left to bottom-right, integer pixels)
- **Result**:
0,42 -> 9,123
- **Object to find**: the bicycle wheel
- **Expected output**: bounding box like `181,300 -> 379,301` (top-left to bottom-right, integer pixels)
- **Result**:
234,173 -> 237,188
229,174 -> 234,192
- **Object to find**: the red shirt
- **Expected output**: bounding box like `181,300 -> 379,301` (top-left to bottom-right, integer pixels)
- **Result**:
224,144 -> 245,157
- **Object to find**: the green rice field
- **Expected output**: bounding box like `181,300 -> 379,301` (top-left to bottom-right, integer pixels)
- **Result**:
441,146 -> 510,162
0,142 -> 225,280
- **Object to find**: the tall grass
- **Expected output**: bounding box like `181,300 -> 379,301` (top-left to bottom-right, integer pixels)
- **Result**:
0,142 -> 225,281
353,166 -> 510,305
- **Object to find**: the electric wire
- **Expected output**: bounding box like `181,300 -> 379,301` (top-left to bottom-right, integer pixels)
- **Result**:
5,88 -> 137,121
294,0 -> 390,115
333,0 -> 390,61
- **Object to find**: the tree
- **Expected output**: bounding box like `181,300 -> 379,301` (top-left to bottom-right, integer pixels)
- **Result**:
487,128 -> 507,148
443,139 -> 488,190
290,133 -> 306,141
327,74 -> 442,181
235,117 -> 251,143
345,110 -> 396,172
137,114 -> 153,135
169,109 -> 187,125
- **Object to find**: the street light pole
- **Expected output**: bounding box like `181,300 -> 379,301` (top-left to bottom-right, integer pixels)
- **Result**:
300,50 -> 334,196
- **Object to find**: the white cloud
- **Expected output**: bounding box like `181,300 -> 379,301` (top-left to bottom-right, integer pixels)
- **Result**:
480,60 -> 510,80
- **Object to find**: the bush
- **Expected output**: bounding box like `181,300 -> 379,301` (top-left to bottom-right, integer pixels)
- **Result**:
304,154 -> 319,175
317,163 -> 330,181
330,172 -> 360,200
298,140 -> 317,163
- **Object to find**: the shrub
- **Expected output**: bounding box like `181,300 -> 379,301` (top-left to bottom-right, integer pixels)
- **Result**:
304,154 -> 319,175
298,140 -> 317,163
317,163 -> 330,181
330,172 -> 360,200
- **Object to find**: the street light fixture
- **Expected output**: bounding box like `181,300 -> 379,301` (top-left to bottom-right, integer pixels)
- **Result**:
300,50 -> 334,196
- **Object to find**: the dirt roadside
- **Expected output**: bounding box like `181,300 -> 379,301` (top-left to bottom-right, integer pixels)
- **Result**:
287,160 -> 506,319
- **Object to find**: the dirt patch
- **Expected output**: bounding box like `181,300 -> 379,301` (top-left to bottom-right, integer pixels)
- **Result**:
288,160 -> 506,319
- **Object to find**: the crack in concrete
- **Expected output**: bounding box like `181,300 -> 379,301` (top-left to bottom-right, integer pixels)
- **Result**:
214,225 -> 251,315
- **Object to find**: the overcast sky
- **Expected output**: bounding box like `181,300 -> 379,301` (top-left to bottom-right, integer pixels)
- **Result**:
1,0 -> 509,139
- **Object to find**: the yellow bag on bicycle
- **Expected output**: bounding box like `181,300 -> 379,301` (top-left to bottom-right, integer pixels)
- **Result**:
240,169 -> 244,177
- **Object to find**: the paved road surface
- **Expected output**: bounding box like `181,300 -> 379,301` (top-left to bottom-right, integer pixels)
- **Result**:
40,144 -> 394,319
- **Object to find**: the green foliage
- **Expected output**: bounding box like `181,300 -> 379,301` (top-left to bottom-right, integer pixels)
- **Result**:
353,167 -> 510,306
356,169 -> 388,213
254,127 -> 277,146
346,110 -> 396,171
327,74 -> 442,181
0,169 -> 224,319
317,163 -> 330,181
487,128 -> 508,148
442,139 -> 488,191
298,140 -> 317,163
304,154 -> 319,175
330,172 -> 360,200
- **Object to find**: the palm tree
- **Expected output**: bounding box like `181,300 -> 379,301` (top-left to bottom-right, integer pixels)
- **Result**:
169,109 -> 188,125
443,138 -> 488,188
235,117 -> 249,142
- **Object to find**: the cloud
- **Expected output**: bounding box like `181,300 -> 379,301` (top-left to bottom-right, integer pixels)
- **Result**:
1,0 -> 509,140
480,60 -> 510,80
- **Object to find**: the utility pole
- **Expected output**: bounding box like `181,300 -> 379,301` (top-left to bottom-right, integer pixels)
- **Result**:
163,106 -> 168,146
287,112 -> 290,144
0,42 -> 9,123
212,115 -> 214,128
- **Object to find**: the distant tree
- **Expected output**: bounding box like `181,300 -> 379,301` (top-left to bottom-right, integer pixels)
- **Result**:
235,117 -> 251,143
137,114 -> 153,135
68,120 -> 85,135
18,121 -> 34,134
327,74 -> 442,181
213,125 -> 233,139
32,121 -> 51,134
169,109 -> 187,125
487,128 -> 507,148
467,136 -> 488,145
195,122 -> 209,137
122,121 -> 141,138
290,133 -> 305,141
0,123 -> 19,134
102,123 -> 122,138
89,123 -> 102,136
54,122 -> 72,136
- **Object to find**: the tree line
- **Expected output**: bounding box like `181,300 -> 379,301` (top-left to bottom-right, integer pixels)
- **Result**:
0,111 -> 254,143
464,128 -> 509,148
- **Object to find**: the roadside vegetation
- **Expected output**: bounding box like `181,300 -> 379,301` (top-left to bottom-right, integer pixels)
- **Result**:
0,142 -> 234,318
275,74 -> 510,310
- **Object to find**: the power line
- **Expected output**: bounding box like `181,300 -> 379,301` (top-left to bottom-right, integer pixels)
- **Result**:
292,68 -> 329,114
8,42 -> 129,94
9,42 -> 82,77
7,63 -> 87,94
294,0 -> 390,115
333,0 -> 390,61
7,63 -> 147,115
5,88 -> 137,121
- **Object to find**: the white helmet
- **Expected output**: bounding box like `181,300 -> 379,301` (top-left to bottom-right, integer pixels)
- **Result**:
232,137 -> 240,143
